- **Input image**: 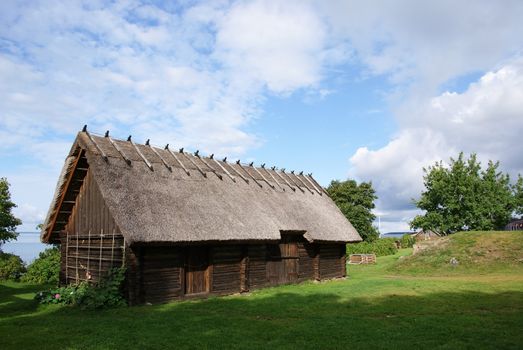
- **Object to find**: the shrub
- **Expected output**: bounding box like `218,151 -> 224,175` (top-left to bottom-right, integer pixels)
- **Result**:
399,234 -> 416,248
347,238 -> 398,257
22,247 -> 60,285
0,252 -> 26,281
35,267 -> 127,309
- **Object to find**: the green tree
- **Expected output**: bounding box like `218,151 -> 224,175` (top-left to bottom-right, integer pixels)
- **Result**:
0,178 -> 22,247
327,179 -> 379,241
411,153 -> 519,234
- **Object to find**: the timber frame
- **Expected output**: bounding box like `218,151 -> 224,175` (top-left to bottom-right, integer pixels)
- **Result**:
42,128 -> 360,305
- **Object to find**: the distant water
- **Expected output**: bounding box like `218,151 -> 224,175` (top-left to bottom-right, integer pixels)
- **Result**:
380,232 -> 413,238
1,232 -> 49,263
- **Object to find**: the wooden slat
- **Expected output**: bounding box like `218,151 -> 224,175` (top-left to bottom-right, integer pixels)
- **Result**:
165,145 -> 190,175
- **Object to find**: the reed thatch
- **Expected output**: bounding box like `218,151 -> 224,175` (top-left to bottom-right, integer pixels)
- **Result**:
42,131 -> 362,244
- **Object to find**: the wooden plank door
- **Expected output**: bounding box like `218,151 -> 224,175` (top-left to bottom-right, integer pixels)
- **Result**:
267,239 -> 299,285
185,247 -> 210,295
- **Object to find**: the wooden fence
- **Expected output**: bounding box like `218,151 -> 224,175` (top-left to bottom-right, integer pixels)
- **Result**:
348,254 -> 376,265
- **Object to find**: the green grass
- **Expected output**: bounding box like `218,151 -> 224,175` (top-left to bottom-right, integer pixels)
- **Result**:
391,231 -> 523,275
1,232 -> 523,349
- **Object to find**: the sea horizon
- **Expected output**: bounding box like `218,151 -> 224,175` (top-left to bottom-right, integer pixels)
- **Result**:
1,232 -> 50,263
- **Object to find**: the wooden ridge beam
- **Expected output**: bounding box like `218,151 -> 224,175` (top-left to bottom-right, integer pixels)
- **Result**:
128,136 -> 153,171
165,145 -> 190,175
146,140 -> 172,172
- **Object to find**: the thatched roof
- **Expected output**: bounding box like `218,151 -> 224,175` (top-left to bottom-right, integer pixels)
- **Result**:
42,130 -> 362,244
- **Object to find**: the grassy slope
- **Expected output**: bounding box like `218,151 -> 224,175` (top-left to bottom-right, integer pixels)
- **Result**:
391,231 -> 523,275
1,232 -> 522,349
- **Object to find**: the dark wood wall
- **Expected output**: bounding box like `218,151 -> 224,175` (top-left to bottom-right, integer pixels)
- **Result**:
60,169 -> 124,285
127,240 -> 347,305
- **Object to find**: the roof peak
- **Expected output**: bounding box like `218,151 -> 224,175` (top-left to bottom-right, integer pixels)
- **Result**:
80,125 -> 325,196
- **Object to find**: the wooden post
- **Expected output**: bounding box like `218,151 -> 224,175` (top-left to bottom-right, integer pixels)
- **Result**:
75,230 -> 79,282
98,230 -> 104,281
64,232 -> 69,284
240,245 -> 249,292
87,230 -> 91,282
110,231 -> 115,269
313,245 -> 320,281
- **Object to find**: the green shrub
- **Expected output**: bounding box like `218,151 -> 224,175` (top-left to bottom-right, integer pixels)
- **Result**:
0,252 -> 26,281
23,247 -> 60,284
347,238 -> 398,257
35,267 -> 127,309
22,247 -> 60,285
399,234 -> 416,248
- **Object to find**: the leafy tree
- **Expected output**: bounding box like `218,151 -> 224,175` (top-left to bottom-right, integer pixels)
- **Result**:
411,153 -> 520,234
327,179 -> 379,241
0,178 -> 22,247
22,247 -> 60,285
515,175 -> 523,215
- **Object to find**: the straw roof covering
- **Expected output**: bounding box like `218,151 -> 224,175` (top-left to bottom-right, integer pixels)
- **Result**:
42,131 -> 362,244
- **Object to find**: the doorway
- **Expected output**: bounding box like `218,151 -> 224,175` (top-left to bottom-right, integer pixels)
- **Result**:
267,234 -> 299,284
185,247 -> 210,295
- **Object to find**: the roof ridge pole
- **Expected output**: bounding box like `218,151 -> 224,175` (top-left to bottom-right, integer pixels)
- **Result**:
182,151 -> 207,177
127,135 -> 153,171
271,166 -> 296,192
196,153 -> 223,180
251,164 -> 275,189
165,145 -> 190,175
282,169 -> 305,193
82,126 -> 108,162
146,140 -> 172,172
261,165 -> 284,191
290,171 -> 314,194
105,131 -> 131,166
210,156 -> 236,183
302,172 -> 323,195
308,174 -> 328,195
224,161 -> 250,184
239,162 -> 263,188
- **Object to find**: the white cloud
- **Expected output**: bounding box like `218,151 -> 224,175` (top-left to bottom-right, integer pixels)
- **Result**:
351,57 -> 523,230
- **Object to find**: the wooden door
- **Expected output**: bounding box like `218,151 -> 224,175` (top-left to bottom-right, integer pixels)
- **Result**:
267,236 -> 299,284
185,247 -> 210,295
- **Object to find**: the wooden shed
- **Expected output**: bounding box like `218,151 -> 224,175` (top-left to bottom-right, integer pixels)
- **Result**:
41,128 -> 362,304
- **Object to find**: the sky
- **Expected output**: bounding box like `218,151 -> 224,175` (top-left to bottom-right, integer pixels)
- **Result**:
1,0 -> 523,234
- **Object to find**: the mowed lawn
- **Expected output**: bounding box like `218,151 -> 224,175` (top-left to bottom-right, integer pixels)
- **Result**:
1,246 -> 523,349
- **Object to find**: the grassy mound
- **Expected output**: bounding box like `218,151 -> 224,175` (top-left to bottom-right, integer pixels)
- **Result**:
390,231 -> 523,275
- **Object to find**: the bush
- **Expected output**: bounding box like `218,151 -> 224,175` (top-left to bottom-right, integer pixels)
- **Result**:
0,252 -> 26,281
399,234 -> 416,248
347,238 -> 398,257
22,247 -> 60,285
35,267 -> 127,309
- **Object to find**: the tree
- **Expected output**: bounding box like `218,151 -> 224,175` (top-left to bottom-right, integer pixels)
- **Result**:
0,178 -> 22,247
411,153 -> 519,234
326,179 -> 379,241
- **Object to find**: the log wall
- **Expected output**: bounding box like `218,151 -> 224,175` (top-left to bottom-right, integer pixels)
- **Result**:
211,245 -> 242,294
319,244 -> 345,279
131,242 -> 346,305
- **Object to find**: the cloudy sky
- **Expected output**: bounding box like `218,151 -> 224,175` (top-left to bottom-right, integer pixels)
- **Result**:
1,0 -> 522,233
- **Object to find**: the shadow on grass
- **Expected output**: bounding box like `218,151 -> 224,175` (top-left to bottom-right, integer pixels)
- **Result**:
0,283 -> 44,318
1,284 -> 522,349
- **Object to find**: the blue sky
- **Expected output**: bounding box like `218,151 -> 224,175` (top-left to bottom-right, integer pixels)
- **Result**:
1,0 -> 523,233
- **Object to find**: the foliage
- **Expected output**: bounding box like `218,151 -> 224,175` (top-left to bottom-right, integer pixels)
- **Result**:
411,153 -> 520,234
35,267 -> 127,309
399,234 -> 416,248
0,252 -> 26,281
0,178 -> 22,246
327,179 -> 379,241
22,247 -> 60,285
346,238 -> 398,257
515,175 -> 523,215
